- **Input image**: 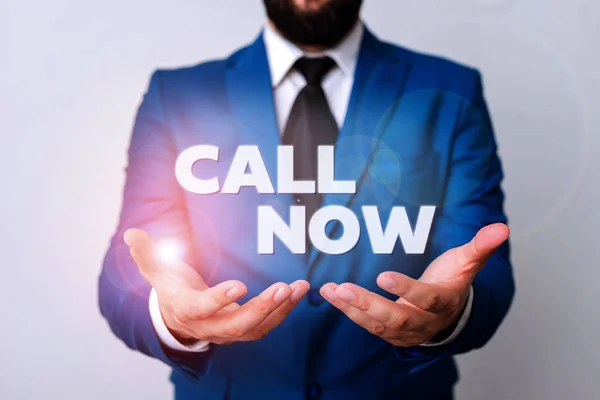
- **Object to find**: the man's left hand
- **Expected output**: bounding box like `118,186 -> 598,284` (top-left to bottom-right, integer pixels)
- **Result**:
319,223 -> 510,347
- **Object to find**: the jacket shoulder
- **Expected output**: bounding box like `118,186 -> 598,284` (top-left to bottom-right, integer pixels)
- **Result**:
386,41 -> 481,92
148,43 -> 252,90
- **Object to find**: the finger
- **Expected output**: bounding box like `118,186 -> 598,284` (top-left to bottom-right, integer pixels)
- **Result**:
377,272 -> 454,313
245,280 -> 310,339
320,283 -> 390,337
287,280 -> 311,306
321,284 -> 435,343
460,223 -> 510,277
330,283 -> 424,331
124,228 -> 208,290
173,280 -> 248,321
206,282 -> 292,339
124,228 -> 160,278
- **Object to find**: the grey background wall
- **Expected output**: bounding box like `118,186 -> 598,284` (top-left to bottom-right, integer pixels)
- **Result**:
1,0 -> 599,398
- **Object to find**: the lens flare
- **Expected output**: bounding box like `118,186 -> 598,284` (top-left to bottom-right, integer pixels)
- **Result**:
156,238 -> 184,264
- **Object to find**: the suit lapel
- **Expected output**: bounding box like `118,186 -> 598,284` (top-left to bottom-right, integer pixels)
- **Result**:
225,33 -> 282,179
309,28 -> 412,267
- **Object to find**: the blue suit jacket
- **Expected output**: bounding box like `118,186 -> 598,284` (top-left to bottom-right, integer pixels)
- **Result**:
99,27 -> 514,400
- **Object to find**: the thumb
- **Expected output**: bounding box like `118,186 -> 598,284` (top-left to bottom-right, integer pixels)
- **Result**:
124,228 -> 208,290
460,223 -> 510,277
124,228 -> 160,280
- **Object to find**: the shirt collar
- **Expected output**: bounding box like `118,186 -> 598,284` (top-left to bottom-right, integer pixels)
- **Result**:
263,21 -> 364,88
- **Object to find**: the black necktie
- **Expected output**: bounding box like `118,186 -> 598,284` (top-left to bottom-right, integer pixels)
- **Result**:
282,56 -> 339,238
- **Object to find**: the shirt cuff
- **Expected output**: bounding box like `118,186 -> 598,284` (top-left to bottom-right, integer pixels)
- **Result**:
149,288 -> 211,352
420,285 -> 474,347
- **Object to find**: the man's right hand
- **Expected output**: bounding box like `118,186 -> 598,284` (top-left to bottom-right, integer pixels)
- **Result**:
124,228 -> 310,345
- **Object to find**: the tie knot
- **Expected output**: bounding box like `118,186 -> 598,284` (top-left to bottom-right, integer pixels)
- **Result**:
294,56 -> 336,86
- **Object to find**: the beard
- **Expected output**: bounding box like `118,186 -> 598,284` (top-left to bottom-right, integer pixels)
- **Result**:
264,0 -> 363,48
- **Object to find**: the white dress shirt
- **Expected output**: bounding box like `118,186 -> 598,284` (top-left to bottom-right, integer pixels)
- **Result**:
149,22 -> 473,352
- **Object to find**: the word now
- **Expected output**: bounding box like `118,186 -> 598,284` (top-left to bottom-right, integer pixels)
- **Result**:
258,205 -> 435,255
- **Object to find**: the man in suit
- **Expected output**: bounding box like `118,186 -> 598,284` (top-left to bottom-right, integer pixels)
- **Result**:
99,0 -> 515,398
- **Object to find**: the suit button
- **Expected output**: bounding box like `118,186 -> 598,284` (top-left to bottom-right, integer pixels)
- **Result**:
295,196 -> 303,204
307,289 -> 323,306
305,384 -> 322,399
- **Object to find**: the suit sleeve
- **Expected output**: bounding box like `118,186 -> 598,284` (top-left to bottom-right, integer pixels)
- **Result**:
395,69 -> 515,363
98,70 -> 213,380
